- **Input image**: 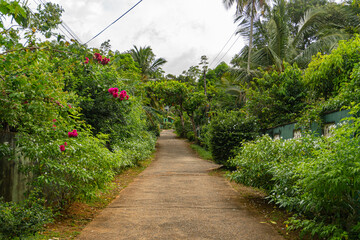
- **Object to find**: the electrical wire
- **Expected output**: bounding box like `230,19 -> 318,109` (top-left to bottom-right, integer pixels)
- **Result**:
85,0 -> 144,45
33,0 -> 82,43
214,34 -> 242,67
209,29 -> 237,68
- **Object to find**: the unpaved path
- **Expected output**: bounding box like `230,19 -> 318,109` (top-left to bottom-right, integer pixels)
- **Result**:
77,130 -> 284,240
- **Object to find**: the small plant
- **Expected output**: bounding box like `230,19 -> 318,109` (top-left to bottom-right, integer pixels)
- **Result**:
0,191 -> 53,240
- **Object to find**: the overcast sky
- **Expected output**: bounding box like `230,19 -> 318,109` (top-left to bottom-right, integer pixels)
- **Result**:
34,0 -> 246,75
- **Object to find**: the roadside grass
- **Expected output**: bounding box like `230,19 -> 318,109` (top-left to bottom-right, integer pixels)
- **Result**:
35,155 -> 155,240
190,144 -> 212,160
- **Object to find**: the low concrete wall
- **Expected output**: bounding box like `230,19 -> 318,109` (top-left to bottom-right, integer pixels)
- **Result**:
0,132 -> 31,202
266,109 -> 351,139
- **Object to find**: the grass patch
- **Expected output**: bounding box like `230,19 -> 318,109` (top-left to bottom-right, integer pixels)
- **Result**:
190,144 -> 212,160
38,155 -> 154,240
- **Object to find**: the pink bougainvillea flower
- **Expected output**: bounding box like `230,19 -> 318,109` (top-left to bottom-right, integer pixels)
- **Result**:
53,119 -> 57,122
108,88 -> 119,95
72,129 -> 78,137
68,129 -> 78,138
118,90 -> 129,101
64,142 -> 68,146
60,145 -> 65,152
101,57 -> 110,65
113,92 -> 119,98
84,57 -> 89,64
68,104 -> 72,109
53,124 -> 56,128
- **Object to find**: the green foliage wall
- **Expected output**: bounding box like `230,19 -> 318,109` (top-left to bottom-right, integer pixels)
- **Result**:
208,111 -> 259,166
246,63 -> 306,129
230,108 -> 360,239
305,35 -> 360,101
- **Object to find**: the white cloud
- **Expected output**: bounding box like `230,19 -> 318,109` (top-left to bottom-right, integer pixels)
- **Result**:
47,0 -> 245,75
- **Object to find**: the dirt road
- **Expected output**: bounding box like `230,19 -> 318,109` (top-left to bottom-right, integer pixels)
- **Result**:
77,130 -> 284,240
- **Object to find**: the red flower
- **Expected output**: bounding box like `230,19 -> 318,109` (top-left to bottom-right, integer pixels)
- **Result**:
118,90 -> 129,101
53,124 -> 56,128
64,142 -> 68,146
53,119 -> 57,122
60,145 -> 65,152
68,129 -> 78,137
84,57 -> 89,64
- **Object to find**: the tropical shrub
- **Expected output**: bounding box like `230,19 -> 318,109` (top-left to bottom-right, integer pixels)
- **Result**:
174,114 -> 192,138
245,63 -> 306,129
208,111 -> 259,166
230,106 -> 360,239
0,192 -> 53,240
305,35 -> 360,101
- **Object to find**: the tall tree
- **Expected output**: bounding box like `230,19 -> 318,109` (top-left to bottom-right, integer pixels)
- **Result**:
199,55 -> 209,96
223,0 -> 268,74
129,46 -> 167,81
230,0 -> 360,73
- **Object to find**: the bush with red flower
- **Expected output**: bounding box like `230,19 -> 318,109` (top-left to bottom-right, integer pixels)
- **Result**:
93,52 -> 110,65
108,88 -> 129,101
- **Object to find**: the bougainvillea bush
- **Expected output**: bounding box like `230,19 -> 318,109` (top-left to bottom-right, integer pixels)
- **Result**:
0,3 -> 156,238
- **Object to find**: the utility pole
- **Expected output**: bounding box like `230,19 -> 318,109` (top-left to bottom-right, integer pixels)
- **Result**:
199,55 -> 208,96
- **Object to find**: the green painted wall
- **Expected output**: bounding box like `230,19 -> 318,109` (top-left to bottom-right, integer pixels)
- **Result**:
266,110 -> 351,139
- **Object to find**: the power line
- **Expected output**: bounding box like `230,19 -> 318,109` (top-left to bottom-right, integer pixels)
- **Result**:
209,29 -> 237,68
62,22 -> 82,43
33,0 -> 82,43
214,34 -> 242,67
30,0 -> 73,40
85,0 -> 144,45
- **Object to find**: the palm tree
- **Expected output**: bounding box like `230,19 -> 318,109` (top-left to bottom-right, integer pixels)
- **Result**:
231,0 -> 360,72
129,46 -> 167,81
223,0 -> 268,74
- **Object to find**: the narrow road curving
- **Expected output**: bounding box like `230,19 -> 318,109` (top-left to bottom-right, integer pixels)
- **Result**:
77,130 -> 284,240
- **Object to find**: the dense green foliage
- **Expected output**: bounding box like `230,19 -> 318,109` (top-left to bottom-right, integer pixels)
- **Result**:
0,192 -> 53,240
230,108 -> 360,239
245,63 -> 306,128
207,111 -> 259,166
0,2 -> 157,238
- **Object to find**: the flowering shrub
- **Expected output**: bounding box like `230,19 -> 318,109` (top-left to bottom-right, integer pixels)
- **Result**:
93,52 -> 110,65
59,145 -> 65,152
108,88 -> 129,101
68,129 -> 78,137
0,2 -> 157,238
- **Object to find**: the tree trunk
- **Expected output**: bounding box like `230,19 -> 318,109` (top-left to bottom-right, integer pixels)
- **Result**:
247,4 -> 255,74
179,104 -> 185,137
190,115 -> 198,144
203,70 -> 207,96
